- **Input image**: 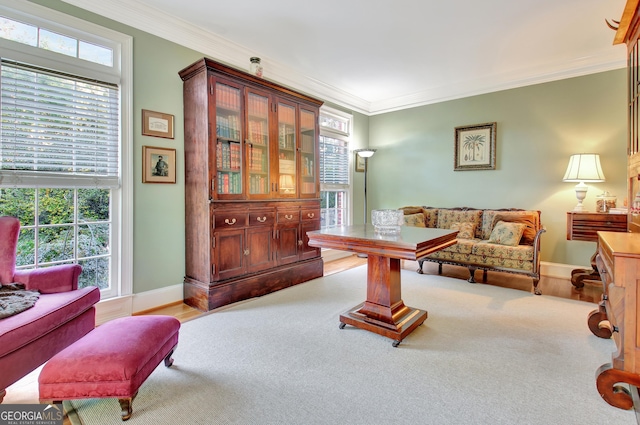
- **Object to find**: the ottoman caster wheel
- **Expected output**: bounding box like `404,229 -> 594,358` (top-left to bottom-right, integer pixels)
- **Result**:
339,322 -> 346,329
392,340 -> 401,348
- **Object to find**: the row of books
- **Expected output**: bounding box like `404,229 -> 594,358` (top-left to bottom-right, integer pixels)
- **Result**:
278,104 -> 295,125
217,171 -> 241,194
216,141 -> 241,170
249,175 -> 268,194
216,115 -> 241,140
278,124 -> 295,149
247,93 -> 269,118
301,156 -> 314,177
248,120 -> 268,145
248,148 -> 268,172
216,84 -> 240,111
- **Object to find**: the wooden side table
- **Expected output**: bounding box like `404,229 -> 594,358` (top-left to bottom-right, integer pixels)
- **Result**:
566,212 -> 627,288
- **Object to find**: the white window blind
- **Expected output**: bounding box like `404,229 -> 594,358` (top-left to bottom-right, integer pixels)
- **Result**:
0,59 -> 119,187
319,135 -> 349,186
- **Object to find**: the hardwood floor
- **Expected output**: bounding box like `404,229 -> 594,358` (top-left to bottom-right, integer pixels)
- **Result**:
145,255 -> 604,321
3,254 -> 603,419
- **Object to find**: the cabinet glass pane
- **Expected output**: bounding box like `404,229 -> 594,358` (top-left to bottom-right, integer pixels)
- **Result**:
216,82 -> 242,194
300,109 -> 316,195
278,102 -> 296,195
247,92 -> 269,195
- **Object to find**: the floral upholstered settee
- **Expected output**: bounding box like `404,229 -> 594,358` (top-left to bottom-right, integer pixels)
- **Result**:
401,206 -> 546,295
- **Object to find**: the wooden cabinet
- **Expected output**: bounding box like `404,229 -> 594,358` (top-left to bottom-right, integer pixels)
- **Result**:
591,232 -> 640,412
179,58 -> 324,311
566,212 -> 628,288
566,212 -> 628,242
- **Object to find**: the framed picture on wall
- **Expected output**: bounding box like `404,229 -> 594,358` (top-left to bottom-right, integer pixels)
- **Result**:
142,109 -> 174,139
143,146 -> 176,183
454,122 -> 496,171
355,153 -> 366,172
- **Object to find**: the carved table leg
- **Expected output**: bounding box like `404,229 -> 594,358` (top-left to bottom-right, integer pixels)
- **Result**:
596,363 -> 640,410
571,249 -> 600,288
588,298 -> 612,339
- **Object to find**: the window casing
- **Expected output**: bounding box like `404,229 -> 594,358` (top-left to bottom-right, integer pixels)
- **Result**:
319,106 -> 352,229
0,0 -> 132,300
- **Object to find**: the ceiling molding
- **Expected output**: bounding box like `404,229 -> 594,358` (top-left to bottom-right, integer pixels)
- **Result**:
62,0 -> 626,116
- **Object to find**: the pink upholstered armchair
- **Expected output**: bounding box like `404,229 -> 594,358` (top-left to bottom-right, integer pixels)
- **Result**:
0,216 -> 100,402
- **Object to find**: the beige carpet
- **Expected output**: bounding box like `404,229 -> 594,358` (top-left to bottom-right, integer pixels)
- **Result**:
66,266 -> 632,424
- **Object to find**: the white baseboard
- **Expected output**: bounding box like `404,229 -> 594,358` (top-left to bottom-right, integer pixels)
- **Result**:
540,261 -> 587,279
95,283 -> 183,325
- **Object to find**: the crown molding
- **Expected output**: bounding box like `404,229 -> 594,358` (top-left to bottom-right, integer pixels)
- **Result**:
61,0 -> 626,116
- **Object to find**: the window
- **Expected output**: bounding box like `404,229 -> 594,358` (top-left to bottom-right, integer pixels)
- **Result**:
0,1 -> 132,300
319,107 -> 352,229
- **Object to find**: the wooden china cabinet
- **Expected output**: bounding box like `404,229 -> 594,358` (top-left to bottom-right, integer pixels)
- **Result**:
178,58 -> 323,312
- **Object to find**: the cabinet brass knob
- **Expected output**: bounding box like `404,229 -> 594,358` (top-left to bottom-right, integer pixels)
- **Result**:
298,240 -> 303,246
285,214 -> 293,220
224,218 -> 237,225
257,216 -> 267,223
244,249 -> 250,256
307,213 -> 314,218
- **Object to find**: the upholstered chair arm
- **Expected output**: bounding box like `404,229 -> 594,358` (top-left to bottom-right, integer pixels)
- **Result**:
13,264 -> 82,293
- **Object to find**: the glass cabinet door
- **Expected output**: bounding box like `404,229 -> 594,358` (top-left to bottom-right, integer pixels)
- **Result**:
277,100 -> 296,196
215,81 -> 242,196
246,89 -> 270,197
299,108 -> 317,196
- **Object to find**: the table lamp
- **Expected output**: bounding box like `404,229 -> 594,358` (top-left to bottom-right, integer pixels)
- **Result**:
562,153 -> 605,212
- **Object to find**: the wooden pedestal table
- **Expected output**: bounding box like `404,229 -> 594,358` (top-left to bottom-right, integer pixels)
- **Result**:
307,225 -> 457,347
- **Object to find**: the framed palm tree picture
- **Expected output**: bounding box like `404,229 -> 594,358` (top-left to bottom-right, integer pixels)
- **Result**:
454,122 -> 496,171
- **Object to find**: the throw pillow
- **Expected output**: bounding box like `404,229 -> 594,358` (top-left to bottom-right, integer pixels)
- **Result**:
404,213 -> 426,227
488,220 -> 526,246
491,212 -> 537,245
400,206 -> 423,215
450,222 -> 476,239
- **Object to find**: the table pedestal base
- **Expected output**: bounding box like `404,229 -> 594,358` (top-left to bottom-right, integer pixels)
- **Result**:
339,302 -> 427,347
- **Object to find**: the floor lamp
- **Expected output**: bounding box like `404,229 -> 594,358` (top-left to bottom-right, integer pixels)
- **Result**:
355,148 -> 377,224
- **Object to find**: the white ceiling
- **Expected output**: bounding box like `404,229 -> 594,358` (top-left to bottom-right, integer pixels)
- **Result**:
62,0 -> 628,115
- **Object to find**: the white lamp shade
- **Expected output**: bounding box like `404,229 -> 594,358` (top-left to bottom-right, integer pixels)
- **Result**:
562,154 -> 605,182
355,148 -> 376,158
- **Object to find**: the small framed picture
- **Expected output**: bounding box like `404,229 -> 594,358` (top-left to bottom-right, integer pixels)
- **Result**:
355,153 -> 366,172
454,122 -> 496,171
142,109 -> 174,139
143,146 -> 176,183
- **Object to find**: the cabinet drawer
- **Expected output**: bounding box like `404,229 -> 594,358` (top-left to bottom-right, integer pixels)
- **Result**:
214,212 -> 247,229
277,210 -> 300,224
249,211 -> 275,226
301,208 -> 320,221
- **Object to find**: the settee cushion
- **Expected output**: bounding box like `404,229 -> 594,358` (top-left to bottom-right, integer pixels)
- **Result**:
440,238 -> 476,255
403,213 -> 426,227
472,242 -> 534,261
0,286 -> 100,358
487,221 -> 525,246
450,222 -> 476,239
420,208 -> 439,228
437,209 -> 483,238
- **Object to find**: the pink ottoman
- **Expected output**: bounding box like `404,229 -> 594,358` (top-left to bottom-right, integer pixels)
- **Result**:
39,315 -> 180,421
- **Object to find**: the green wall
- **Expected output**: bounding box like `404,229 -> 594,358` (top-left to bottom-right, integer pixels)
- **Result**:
30,1 -> 628,298
364,70 -> 627,267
